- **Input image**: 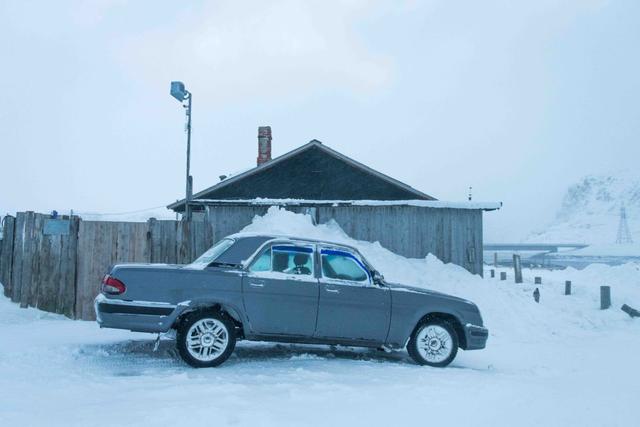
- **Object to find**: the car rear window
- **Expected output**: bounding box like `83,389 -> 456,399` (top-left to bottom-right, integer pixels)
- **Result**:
214,236 -> 273,265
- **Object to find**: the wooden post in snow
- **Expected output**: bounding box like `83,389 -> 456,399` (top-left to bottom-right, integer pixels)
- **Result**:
600,286 -> 611,310
500,272 -> 507,281
490,269 -> 495,278
534,276 -> 542,285
494,252 -> 498,268
513,254 -> 523,284
565,281 -> 572,295
621,304 -> 640,318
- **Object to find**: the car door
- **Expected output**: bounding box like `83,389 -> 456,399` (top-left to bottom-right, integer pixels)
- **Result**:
242,242 -> 319,336
315,246 -> 391,343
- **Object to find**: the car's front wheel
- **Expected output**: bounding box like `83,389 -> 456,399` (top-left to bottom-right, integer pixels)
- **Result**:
177,311 -> 236,368
407,320 -> 459,367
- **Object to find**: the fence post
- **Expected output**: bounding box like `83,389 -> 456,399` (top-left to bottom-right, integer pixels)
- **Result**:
490,269 -> 495,278
600,286 -> 611,310
494,252 -> 498,268
0,215 -> 16,298
534,276 -> 542,285
565,280 -> 571,295
500,272 -> 507,281
513,254 -> 523,284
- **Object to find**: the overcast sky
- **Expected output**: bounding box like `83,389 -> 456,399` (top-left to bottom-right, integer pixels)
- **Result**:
1,0 -> 639,241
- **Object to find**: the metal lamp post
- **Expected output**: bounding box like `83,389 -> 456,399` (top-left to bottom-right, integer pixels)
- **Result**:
170,81 -> 193,221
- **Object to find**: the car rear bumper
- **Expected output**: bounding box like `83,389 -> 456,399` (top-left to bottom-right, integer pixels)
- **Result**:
94,294 -> 182,333
463,323 -> 488,350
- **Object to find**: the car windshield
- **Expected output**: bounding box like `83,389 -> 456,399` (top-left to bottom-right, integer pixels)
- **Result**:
188,239 -> 235,269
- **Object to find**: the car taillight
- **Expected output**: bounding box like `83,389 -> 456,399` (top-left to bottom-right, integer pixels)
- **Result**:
101,275 -> 126,295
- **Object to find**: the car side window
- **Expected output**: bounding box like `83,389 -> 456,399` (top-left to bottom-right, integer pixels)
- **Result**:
320,249 -> 370,283
249,244 -> 314,276
272,245 -> 314,276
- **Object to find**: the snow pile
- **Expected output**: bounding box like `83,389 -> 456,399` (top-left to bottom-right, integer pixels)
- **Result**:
528,170 -> 640,246
529,262 -> 640,309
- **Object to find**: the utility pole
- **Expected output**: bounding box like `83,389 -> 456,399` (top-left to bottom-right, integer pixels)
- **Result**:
185,91 -> 193,222
170,81 -> 193,221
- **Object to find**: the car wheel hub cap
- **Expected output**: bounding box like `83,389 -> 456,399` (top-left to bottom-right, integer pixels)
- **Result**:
416,325 -> 452,363
201,334 -> 214,347
186,318 -> 229,362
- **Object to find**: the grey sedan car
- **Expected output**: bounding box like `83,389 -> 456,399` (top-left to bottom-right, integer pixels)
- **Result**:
95,234 -> 488,368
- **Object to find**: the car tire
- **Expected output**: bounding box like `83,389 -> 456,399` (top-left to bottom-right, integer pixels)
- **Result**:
177,310 -> 236,368
407,319 -> 459,367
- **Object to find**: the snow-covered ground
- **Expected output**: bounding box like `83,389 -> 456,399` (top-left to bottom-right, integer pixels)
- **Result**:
1,208 -> 639,426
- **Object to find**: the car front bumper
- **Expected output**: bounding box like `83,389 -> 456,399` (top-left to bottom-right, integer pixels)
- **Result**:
94,294 -> 182,333
463,323 -> 489,350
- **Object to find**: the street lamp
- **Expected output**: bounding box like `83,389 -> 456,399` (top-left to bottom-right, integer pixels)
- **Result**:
170,81 -> 193,221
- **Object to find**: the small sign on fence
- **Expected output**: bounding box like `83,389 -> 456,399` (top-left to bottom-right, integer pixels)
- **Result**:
44,219 -> 70,236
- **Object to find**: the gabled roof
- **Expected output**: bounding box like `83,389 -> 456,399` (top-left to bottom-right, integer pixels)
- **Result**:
168,140 -> 435,212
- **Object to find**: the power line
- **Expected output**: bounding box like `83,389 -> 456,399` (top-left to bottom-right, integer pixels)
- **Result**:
73,204 -> 170,217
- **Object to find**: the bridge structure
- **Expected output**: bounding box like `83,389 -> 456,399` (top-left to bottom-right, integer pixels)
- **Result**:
483,243 -> 589,253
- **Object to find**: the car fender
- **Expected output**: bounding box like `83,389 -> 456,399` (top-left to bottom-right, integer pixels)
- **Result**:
172,297 -> 248,329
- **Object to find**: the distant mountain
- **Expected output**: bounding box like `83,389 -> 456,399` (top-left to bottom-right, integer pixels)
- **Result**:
528,171 -> 640,244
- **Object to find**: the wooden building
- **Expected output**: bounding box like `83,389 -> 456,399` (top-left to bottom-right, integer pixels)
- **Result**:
168,128 -> 500,275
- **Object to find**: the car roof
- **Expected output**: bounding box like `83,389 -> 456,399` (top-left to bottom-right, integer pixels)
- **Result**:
228,232 -> 361,252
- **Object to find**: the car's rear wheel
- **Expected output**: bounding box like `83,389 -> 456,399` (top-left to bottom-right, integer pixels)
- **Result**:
177,311 -> 236,368
407,320 -> 458,367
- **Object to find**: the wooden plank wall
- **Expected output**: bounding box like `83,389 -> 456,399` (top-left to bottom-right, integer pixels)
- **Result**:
1,213 -> 81,315
0,215 -> 16,297
206,205 -> 270,243
203,204 -> 484,275
75,221 -> 150,320
317,206 -> 483,275
0,215 -> 211,320
0,205 -> 484,320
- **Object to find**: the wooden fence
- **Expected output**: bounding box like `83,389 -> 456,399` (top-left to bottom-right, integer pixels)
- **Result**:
0,212 -> 213,320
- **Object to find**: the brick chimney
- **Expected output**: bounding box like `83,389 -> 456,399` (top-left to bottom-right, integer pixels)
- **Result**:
257,126 -> 272,166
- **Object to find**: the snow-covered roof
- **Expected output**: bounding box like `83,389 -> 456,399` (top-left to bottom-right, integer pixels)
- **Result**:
190,198 -> 502,211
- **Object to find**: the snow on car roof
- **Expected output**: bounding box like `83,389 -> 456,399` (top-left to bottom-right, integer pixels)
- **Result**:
228,232 -> 360,251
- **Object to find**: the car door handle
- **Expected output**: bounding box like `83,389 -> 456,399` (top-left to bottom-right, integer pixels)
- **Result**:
325,287 -> 340,294
249,282 -> 265,288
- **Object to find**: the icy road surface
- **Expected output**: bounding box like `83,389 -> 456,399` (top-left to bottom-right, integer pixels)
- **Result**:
0,292 -> 638,427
